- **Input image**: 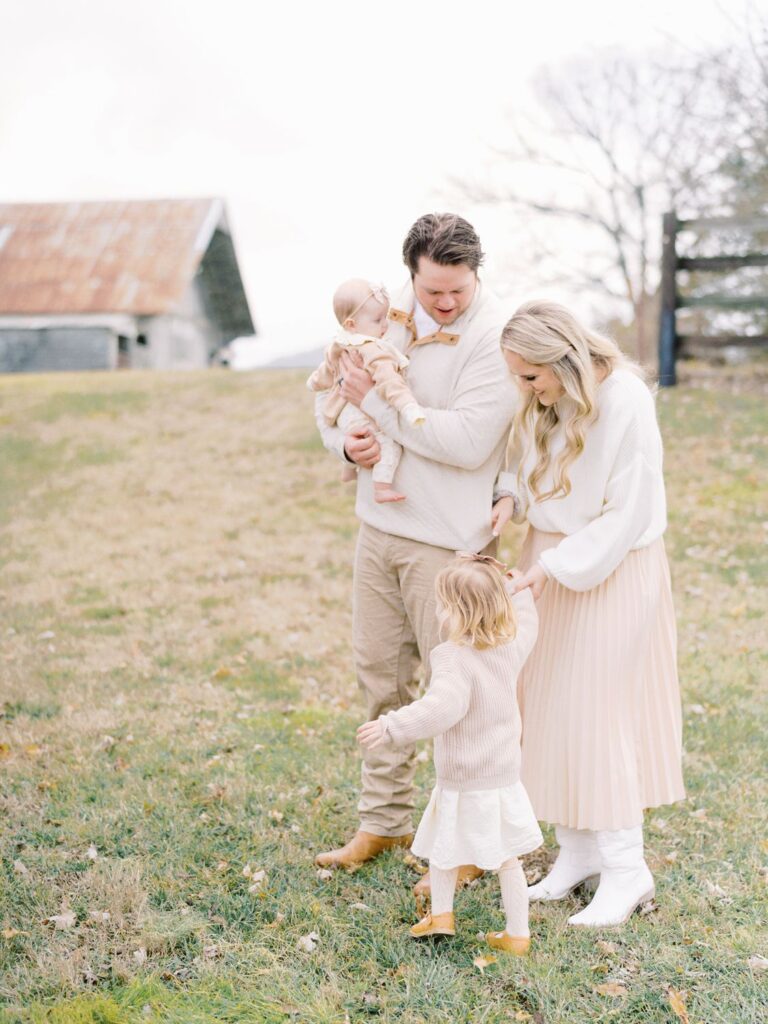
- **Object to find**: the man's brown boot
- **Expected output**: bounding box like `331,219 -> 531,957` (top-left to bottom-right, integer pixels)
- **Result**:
412,864 -> 484,897
315,830 -> 414,869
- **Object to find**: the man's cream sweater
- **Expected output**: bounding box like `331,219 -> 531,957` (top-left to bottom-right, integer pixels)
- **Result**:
315,279 -> 516,553
379,589 -> 538,792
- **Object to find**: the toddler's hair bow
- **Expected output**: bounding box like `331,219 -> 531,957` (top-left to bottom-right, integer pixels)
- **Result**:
455,551 -> 511,575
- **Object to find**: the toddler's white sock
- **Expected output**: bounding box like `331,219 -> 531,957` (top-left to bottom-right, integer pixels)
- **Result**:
430,865 -> 459,916
499,858 -> 529,937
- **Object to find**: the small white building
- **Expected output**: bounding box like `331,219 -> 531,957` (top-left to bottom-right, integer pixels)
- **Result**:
0,197 -> 255,372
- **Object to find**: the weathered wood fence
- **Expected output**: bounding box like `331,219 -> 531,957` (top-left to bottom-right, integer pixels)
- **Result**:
658,211 -> 768,385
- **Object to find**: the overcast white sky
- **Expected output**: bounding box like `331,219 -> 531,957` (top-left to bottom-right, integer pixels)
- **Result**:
0,0 -> 755,364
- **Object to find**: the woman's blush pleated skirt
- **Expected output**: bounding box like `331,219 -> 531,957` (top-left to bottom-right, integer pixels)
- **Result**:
518,529 -> 686,832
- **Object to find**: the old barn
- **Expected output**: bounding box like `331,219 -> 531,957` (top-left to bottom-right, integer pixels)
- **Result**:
0,198 -> 255,372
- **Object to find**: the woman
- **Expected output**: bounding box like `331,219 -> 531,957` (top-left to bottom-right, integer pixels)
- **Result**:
492,300 -> 685,928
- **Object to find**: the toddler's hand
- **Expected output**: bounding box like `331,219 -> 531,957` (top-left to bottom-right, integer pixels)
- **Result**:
356,719 -> 385,749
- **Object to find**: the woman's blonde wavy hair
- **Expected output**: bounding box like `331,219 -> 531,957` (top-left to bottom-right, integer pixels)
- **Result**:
435,555 -> 517,650
501,300 -> 640,502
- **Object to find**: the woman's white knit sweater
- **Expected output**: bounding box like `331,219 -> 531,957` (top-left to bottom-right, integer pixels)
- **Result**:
379,589 -> 538,792
497,369 -> 667,592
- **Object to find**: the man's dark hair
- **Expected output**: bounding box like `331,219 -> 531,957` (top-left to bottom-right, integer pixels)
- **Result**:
402,213 -> 485,275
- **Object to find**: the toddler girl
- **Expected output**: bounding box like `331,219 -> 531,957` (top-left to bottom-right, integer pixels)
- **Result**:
357,553 -> 542,954
307,278 -> 425,503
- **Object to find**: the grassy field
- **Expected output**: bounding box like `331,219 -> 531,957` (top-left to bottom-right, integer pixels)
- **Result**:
0,367 -> 766,1024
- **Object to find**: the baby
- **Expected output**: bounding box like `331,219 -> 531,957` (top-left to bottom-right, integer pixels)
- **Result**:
307,279 -> 425,503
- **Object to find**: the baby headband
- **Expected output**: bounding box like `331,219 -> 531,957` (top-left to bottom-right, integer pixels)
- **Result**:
348,282 -> 389,321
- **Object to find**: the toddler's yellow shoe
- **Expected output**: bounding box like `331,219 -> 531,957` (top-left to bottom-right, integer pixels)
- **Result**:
486,931 -> 530,955
409,912 -> 456,939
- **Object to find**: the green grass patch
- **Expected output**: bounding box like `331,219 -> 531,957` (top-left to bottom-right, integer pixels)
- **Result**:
30,390 -> 149,423
0,369 -> 765,1022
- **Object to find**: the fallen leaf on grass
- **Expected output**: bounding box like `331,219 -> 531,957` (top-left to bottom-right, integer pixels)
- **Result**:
13,860 -> 28,876
212,666 -> 233,680
596,940 -> 617,955
667,987 -> 689,1023
590,963 -> 609,974
594,982 -> 628,997
350,902 -> 372,912
265,912 -> 285,928
86,845 -> 99,861
704,880 -> 727,898
663,851 -> 679,864
473,955 -> 497,973
0,743 -> 10,759
514,1014 -> 532,1022
2,928 -> 26,939
133,947 -> 148,965
203,944 -> 220,959
316,868 -> 333,881
747,955 -> 768,971
44,910 -> 76,930
639,900 -> 659,916
297,931 -> 319,952
24,744 -> 43,757
246,869 -> 266,892
88,911 -> 111,924
690,808 -> 708,821
97,735 -> 116,752
402,853 -> 428,875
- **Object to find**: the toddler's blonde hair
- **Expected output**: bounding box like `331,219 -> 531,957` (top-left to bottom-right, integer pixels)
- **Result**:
333,278 -> 388,326
435,555 -> 517,650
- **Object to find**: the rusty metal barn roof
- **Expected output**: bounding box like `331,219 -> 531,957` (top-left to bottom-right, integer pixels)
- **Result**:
0,198 -> 231,315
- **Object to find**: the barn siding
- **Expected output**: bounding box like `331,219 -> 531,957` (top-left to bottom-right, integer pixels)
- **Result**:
0,327 -> 116,373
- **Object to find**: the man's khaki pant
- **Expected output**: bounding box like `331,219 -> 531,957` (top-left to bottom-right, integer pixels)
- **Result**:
352,523 -> 459,836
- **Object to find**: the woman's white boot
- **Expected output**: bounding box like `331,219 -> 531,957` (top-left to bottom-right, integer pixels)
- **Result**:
527,826 -> 601,901
568,826 -> 655,927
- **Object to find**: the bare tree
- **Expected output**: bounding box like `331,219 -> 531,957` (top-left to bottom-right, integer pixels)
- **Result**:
457,47 -> 736,362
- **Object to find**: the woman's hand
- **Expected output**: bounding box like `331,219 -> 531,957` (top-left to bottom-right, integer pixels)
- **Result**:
356,719 -> 385,749
508,563 -> 549,600
339,351 -> 374,408
491,496 -> 515,537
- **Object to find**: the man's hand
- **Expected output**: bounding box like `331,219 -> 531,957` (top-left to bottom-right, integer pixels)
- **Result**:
339,351 -> 374,408
491,496 -> 515,538
344,428 -> 380,468
357,719 -> 385,749
508,563 -> 549,600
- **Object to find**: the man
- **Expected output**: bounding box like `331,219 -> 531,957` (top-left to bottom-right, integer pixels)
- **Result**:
314,214 -> 516,886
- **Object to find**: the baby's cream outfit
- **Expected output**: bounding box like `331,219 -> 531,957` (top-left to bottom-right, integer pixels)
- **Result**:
307,331 -> 425,485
